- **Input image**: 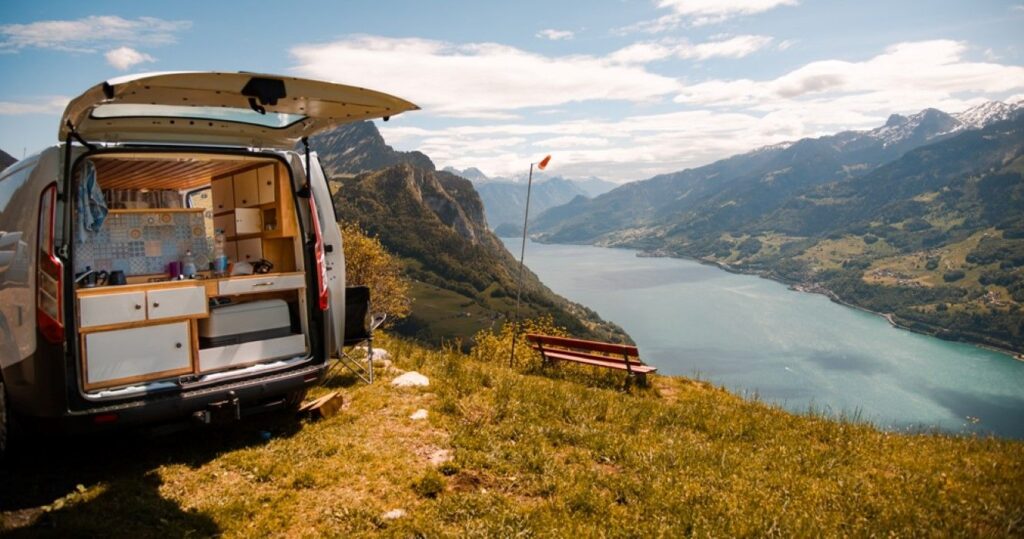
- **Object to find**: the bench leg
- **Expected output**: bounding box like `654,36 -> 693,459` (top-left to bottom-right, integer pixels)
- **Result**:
635,373 -> 648,387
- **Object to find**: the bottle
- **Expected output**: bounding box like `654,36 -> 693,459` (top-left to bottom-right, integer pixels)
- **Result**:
181,250 -> 197,279
213,229 -> 228,276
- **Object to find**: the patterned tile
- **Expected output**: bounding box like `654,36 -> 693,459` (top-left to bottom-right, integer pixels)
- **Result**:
76,209 -> 210,277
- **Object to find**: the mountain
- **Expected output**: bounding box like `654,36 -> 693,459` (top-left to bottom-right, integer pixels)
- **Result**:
440,166 -> 618,231
535,102 -> 1022,246
477,178 -> 592,233
954,100 -> 1023,129
539,107 -> 1024,353
330,163 -> 627,345
442,166 -> 489,182
0,149 -> 14,172
571,176 -> 618,198
307,121 -> 434,178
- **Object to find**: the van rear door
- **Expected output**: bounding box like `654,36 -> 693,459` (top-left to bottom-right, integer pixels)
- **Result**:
305,153 -> 345,356
60,72 -> 418,148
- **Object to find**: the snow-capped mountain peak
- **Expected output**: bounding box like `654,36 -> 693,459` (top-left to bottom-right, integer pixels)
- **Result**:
953,100 -> 1022,129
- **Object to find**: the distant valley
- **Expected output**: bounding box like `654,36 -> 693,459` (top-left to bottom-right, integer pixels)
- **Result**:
533,101 -> 1024,354
441,166 -> 617,234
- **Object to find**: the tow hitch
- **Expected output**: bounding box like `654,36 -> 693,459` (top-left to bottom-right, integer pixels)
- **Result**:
193,391 -> 241,424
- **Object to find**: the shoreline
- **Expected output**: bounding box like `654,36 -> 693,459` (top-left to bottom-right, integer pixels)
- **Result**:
676,252 -> 1024,362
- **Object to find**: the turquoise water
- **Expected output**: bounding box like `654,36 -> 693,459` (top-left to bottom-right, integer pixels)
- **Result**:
503,239 -> 1024,438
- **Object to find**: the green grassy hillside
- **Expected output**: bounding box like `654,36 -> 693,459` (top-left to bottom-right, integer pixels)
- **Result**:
4,330 -> 1021,536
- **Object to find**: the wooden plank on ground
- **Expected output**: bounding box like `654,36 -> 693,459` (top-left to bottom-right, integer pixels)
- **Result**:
299,391 -> 344,420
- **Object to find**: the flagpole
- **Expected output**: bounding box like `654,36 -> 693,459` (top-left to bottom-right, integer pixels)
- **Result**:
509,161 -> 537,367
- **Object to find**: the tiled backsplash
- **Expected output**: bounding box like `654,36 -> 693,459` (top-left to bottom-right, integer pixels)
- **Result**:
75,210 -> 211,275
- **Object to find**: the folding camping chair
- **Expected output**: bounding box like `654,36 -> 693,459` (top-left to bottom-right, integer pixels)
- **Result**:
334,286 -> 387,383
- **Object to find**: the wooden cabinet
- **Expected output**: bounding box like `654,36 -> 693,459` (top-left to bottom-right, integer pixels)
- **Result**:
234,207 -> 262,236
211,177 -> 234,212
83,321 -> 192,390
213,213 -> 235,237
235,237 -> 263,263
217,272 -> 305,295
79,291 -> 146,328
257,165 -> 276,204
78,283 -> 206,390
211,163 -> 296,271
148,286 -> 207,320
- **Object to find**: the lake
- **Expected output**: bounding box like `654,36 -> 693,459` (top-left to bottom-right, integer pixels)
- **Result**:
503,238 -> 1024,438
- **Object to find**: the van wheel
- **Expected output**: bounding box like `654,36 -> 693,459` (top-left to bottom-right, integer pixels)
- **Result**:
285,388 -> 308,411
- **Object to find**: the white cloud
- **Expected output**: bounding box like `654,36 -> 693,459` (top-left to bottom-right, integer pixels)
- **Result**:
374,39 -> 1024,182
537,29 -> 574,41
290,36 -> 681,115
105,46 -> 155,70
0,15 -> 190,52
0,96 -> 70,115
610,35 -> 775,64
621,0 -> 797,33
674,40 -> 1024,111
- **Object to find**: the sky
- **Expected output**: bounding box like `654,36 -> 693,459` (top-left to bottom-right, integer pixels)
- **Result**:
1,0 -> 1023,182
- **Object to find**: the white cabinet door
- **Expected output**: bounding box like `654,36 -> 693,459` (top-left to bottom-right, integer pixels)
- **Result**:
257,165 -> 276,204
79,291 -> 147,328
233,169 -> 260,208
213,213 -> 235,237
211,177 -> 234,212
84,322 -> 191,387
236,238 -> 263,263
234,208 -> 262,236
148,286 -> 207,320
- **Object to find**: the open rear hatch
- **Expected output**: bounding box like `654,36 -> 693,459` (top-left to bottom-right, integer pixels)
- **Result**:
60,72 -> 419,148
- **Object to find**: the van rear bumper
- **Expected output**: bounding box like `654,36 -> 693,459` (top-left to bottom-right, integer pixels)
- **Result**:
26,362 -> 327,435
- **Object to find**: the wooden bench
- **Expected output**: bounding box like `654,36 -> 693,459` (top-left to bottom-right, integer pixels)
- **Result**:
525,334 -> 656,384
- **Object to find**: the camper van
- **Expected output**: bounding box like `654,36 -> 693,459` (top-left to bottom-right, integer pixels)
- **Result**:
0,72 -> 418,456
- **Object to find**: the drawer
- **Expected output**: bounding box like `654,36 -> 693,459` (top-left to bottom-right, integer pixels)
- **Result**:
257,165 -> 276,204
79,291 -> 146,328
211,177 -> 234,212
225,240 -> 238,262
84,321 -> 192,388
217,273 -> 305,295
213,213 -> 235,237
234,208 -> 262,236
236,237 -> 263,263
233,169 -> 260,208
148,286 -> 207,320
199,333 -> 305,372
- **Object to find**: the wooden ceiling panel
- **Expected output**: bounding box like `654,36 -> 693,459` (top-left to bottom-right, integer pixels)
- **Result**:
90,155 -> 275,191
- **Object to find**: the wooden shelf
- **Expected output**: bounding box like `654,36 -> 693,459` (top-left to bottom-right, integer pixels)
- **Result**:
108,208 -> 204,214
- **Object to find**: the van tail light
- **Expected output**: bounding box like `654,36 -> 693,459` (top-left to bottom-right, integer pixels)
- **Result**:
307,195 -> 329,311
37,183 -> 64,343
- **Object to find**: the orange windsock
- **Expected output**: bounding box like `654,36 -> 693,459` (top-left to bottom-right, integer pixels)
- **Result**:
537,155 -> 552,170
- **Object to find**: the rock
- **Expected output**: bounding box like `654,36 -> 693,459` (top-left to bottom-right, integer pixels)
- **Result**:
410,409 -> 428,420
381,509 -> 406,521
428,449 -> 451,465
392,371 -> 429,387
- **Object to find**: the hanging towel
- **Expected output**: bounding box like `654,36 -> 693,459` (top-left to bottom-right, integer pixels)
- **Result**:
76,160 -> 108,243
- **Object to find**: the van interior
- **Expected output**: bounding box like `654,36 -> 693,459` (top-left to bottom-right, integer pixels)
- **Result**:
71,153 -> 311,396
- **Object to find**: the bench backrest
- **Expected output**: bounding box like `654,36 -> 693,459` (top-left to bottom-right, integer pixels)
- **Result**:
525,334 -> 638,358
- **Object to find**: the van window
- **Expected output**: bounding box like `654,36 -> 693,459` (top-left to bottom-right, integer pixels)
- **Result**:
91,104 -> 306,129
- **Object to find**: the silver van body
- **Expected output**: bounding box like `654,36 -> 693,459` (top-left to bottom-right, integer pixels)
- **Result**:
0,72 -> 417,453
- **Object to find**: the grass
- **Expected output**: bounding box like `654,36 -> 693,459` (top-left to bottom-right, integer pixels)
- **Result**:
2,326 -> 1023,537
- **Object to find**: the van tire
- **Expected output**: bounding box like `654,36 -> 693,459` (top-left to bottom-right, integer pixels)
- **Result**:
285,388 -> 308,411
